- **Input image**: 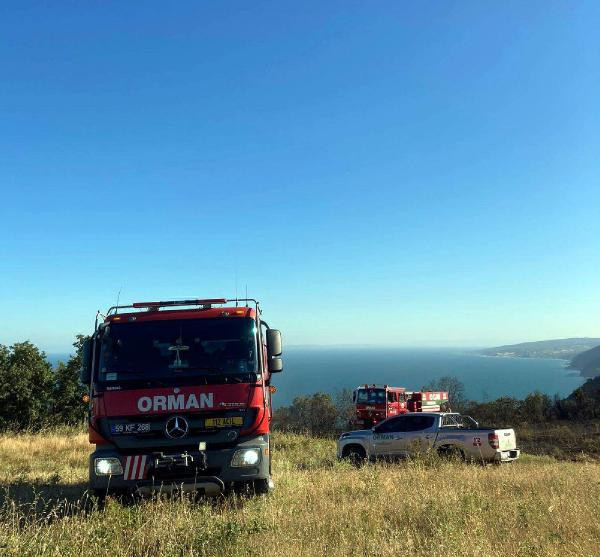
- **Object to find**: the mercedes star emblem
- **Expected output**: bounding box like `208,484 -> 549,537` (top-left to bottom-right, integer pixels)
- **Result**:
165,415 -> 189,439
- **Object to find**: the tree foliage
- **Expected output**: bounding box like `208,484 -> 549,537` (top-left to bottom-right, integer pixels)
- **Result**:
52,335 -> 89,425
272,392 -> 339,436
0,342 -> 54,429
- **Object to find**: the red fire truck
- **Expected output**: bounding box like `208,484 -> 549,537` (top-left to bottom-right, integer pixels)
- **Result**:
79,298 -> 282,498
352,385 -> 449,428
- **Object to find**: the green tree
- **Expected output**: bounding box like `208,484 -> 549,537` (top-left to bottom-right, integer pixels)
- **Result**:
52,335 -> 89,425
0,342 -> 54,430
520,391 -> 552,423
272,392 -> 339,436
462,397 -> 521,426
334,388 -> 355,429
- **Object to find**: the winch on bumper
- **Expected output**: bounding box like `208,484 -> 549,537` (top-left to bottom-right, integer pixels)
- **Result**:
90,435 -> 271,496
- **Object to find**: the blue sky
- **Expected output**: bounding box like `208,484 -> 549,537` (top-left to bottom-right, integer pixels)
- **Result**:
1,2 -> 599,352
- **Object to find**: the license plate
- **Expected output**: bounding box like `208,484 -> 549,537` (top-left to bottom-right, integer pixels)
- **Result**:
110,423 -> 151,435
204,417 -> 243,427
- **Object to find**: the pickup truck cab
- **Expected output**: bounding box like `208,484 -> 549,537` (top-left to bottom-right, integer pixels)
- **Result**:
337,412 -> 520,464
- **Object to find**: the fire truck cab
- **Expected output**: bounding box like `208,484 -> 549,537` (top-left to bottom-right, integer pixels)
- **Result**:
79,298 -> 282,498
352,385 -> 408,428
352,385 -> 451,428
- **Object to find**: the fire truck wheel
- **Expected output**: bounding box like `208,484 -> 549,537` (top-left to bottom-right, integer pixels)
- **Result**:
92,489 -> 106,509
252,478 -> 273,495
342,445 -> 367,467
93,488 -> 138,507
229,478 -> 273,497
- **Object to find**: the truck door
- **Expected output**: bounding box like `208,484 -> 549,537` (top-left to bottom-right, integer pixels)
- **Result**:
387,391 -> 398,417
395,415 -> 437,456
371,416 -> 408,457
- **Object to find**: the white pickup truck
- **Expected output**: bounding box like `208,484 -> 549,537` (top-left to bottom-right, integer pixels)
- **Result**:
337,412 -> 520,464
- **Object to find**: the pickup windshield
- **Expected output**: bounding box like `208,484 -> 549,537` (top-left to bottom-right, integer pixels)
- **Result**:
98,317 -> 258,383
356,389 -> 386,404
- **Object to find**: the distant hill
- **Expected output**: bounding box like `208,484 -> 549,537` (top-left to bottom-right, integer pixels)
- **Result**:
478,338 -> 600,360
570,345 -> 600,378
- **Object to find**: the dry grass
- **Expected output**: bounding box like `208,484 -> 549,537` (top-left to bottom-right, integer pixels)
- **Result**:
0,431 -> 599,556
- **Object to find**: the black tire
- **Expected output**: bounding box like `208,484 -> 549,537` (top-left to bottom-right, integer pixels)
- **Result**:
92,489 -> 107,510
343,445 -> 367,467
93,488 -> 138,506
438,445 -> 465,462
229,478 -> 273,497
252,478 -> 273,495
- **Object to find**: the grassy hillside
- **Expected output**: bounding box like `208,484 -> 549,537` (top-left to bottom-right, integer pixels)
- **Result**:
1,430 -> 599,556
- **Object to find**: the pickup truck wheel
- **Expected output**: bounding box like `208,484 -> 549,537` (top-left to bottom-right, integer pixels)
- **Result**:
343,445 -> 367,467
438,446 -> 465,462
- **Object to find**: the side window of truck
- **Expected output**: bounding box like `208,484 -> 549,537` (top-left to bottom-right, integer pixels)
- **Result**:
403,416 -> 435,432
375,417 -> 407,433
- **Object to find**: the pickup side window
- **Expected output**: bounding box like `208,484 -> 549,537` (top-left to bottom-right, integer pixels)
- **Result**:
402,416 -> 435,432
374,416 -> 406,433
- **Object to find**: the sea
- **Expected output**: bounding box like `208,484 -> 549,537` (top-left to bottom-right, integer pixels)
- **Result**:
274,347 -> 585,408
48,347 -> 586,408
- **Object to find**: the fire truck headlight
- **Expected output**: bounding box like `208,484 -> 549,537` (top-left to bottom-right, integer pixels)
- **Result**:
94,457 -> 123,476
231,448 -> 261,467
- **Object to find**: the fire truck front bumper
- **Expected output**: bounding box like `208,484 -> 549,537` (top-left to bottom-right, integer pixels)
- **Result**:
89,435 -> 271,495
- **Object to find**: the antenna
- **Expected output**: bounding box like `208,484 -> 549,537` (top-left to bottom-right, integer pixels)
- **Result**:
235,268 -> 238,307
115,287 -> 122,315
245,284 -> 248,307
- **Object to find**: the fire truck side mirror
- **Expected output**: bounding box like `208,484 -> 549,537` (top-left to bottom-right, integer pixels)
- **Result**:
269,356 -> 283,373
80,338 -> 93,384
266,329 -> 282,357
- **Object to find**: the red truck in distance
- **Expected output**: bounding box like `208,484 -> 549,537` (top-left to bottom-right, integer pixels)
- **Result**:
79,298 -> 283,498
352,385 -> 449,428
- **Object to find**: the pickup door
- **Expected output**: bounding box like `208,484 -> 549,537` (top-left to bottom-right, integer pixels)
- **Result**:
372,415 -> 438,458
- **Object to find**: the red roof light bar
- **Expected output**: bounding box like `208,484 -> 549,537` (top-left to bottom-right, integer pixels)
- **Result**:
106,297 -> 260,316
132,298 -> 227,308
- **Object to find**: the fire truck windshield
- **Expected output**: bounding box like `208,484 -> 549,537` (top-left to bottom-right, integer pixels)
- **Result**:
98,317 -> 258,383
356,389 -> 386,404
